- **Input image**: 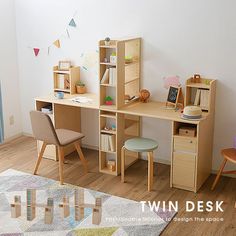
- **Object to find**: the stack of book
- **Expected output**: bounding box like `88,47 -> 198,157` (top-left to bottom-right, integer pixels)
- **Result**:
41,105 -> 53,114
101,134 -> 116,152
100,68 -> 117,86
194,89 -> 209,110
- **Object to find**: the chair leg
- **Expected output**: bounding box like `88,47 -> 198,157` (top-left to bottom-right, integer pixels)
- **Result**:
147,152 -> 154,192
74,142 -> 88,174
121,146 -> 125,183
211,158 -> 227,190
34,142 -> 47,175
58,146 -> 64,185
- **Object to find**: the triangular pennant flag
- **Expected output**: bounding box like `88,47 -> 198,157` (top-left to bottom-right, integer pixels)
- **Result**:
69,18 -> 76,27
66,29 -> 70,38
53,39 -> 60,48
33,48 -> 40,56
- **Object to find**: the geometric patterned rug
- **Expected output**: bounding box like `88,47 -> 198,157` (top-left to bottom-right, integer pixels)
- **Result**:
0,169 -> 176,236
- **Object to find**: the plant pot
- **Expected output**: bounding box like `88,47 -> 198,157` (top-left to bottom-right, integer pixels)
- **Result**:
105,100 -> 113,105
76,86 -> 86,94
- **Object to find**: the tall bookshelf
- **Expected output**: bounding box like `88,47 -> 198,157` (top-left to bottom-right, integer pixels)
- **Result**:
98,38 -> 141,175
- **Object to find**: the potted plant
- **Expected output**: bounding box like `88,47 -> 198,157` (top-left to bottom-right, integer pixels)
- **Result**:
76,81 -> 86,94
105,37 -> 111,46
105,96 -> 113,105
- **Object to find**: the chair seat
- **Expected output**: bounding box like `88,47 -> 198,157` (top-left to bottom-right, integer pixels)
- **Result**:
221,148 -> 236,163
56,129 -> 84,146
124,137 -> 158,152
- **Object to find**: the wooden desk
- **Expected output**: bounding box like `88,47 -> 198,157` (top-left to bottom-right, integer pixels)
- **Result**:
117,100 -> 208,124
35,94 -> 214,193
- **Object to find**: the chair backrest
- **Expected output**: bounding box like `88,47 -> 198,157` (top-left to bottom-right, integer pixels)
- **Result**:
30,111 -> 59,145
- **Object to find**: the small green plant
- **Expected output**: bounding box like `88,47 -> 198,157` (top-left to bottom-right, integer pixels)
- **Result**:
76,81 -> 85,87
111,52 -> 116,56
105,96 -> 113,101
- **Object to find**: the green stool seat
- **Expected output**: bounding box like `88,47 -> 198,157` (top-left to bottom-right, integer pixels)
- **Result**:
124,137 -> 158,152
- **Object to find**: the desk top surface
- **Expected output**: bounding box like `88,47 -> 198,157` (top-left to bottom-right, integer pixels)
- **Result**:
35,94 -> 207,124
35,93 -> 99,110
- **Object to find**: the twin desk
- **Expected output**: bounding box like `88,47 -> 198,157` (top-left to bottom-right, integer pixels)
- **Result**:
35,84 -> 216,193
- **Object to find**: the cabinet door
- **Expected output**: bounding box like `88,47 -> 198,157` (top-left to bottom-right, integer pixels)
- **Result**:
172,152 -> 196,189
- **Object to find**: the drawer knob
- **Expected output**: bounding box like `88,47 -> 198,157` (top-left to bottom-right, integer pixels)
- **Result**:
190,141 -> 193,143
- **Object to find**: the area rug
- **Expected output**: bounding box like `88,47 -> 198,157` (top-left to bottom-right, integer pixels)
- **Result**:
0,169 -> 176,236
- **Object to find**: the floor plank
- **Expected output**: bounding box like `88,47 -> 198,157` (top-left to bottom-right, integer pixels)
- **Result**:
0,136 -> 235,235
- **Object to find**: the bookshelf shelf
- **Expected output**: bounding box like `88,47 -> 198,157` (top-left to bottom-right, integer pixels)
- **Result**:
54,88 -> 70,93
99,45 -> 117,49
100,83 -> 116,87
101,129 -> 116,135
100,114 -> 116,119
100,167 -> 117,175
186,83 -> 210,89
100,62 -> 116,66
100,150 -> 116,154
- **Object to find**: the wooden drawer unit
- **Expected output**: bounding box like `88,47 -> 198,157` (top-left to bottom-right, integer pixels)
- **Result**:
174,136 -> 197,153
172,152 -> 196,189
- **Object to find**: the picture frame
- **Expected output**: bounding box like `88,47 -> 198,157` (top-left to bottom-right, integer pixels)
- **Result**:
58,61 -> 71,71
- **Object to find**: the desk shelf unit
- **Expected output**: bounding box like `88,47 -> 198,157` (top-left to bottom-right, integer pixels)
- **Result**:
99,38 -> 141,110
185,78 -> 216,112
53,66 -> 80,95
171,78 -> 216,192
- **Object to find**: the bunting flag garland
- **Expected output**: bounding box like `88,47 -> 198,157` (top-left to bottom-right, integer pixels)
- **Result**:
33,48 -> 40,57
28,12 -> 78,57
69,18 -> 76,27
66,29 -> 70,38
53,39 -> 61,48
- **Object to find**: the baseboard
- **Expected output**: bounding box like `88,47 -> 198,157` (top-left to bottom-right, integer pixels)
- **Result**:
81,143 -> 99,151
1,133 -> 23,144
22,132 -> 33,137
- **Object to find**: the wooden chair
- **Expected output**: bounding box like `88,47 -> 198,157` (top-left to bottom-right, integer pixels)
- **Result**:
211,148 -> 236,190
30,111 -> 87,184
121,137 -> 158,191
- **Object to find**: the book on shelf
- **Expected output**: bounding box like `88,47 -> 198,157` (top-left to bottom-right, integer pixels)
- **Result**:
200,89 -> 209,110
194,89 -> 201,106
101,68 -> 116,86
109,68 -> 117,86
101,134 -> 116,152
57,74 -> 65,89
101,69 -> 109,84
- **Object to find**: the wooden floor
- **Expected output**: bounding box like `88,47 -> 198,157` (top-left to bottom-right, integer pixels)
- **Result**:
0,136 -> 235,235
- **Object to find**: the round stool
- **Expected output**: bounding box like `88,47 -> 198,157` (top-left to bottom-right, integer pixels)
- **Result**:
121,137 -> 158,191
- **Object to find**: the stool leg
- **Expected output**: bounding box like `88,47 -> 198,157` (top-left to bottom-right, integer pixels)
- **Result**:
211,158 -> 227,190
148,152 -> 154,191
121,146 -> 125,183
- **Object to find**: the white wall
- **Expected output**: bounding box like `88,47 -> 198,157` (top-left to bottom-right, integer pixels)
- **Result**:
0,0 -> 22,139
15,0 -> 236,171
